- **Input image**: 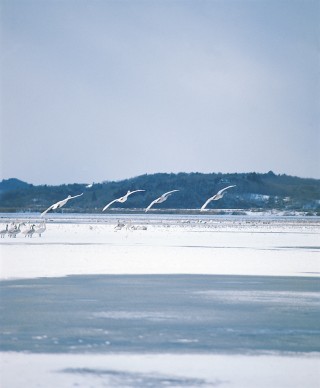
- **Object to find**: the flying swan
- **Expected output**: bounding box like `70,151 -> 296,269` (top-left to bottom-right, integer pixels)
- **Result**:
200,185 -> 236,211
102,190 -> 145,211
41,193 -> 83,217
145,190 -> 179,212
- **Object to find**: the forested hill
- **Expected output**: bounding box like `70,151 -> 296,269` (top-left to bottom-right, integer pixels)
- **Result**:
0,172 -> 319,213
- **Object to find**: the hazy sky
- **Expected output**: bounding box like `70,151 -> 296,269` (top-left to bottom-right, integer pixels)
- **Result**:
1,0 -> 319,185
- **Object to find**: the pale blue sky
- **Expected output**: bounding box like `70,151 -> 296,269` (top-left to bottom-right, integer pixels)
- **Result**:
1,0 -> 319,185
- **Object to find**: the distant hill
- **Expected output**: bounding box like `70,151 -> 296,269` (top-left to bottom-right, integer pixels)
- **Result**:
0,172 -> 319,213
0,178 -> 31,193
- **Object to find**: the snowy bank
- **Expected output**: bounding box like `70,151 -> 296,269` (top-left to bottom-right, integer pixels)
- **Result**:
0,216 -> 319,279
1,352 -> 319,388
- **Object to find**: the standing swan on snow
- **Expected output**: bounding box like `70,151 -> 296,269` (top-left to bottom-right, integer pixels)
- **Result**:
8,223 -> 22,238
7,222 -> 17,235
102,190 -> 145,211
41,193 -> 83,217
21,223 -> 32,237
0,225 -> 8,238
200,185 -> 236,211
25,224 -> 36,238
145,190 -> 179,212
34,221 -> 46,237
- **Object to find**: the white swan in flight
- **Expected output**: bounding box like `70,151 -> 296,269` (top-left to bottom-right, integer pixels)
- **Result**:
102,190 -> 145,211
200,185 -> 236,211
145,190 -> 179,212
41,193 -> 83,217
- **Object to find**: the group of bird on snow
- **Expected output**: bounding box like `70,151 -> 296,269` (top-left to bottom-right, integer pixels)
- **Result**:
0,185 -> 235,238
1,220 -> 46,239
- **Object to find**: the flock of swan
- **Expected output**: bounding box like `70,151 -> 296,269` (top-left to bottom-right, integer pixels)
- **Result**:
0,220 -> 46,239
0,185 -> 236,238
40,185 -> 236,217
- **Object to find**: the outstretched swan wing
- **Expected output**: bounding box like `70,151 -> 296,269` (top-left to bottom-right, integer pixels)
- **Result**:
145,199 -> 157,212
127,189 -> 145,197
200,196 -> 213,211
102,198 -> 119,212
162,189 -> 179,198
217,185 -> 236,196
69,193 -> 84,200
41,204 -> 55,217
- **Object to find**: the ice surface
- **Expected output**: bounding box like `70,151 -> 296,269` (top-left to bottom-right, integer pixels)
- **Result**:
0,215 -> 319,387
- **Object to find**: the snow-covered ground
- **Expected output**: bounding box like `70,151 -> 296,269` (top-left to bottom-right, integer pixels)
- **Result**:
0,215 -> 319,387
1,352 -> 319,388
0,215 -> 319,279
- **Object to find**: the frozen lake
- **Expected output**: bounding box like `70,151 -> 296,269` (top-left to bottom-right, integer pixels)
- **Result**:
0,215 -> 319,387
1,274 -> 320,354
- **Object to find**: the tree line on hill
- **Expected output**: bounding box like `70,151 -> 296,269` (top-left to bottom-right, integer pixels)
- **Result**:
0,171 -> 319,213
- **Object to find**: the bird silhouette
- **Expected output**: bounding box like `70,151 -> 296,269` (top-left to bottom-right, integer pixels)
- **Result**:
102,190 -> 145,211
41,193 -> 83,217
200,185 -> 236,211
145,190 -> 179,212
